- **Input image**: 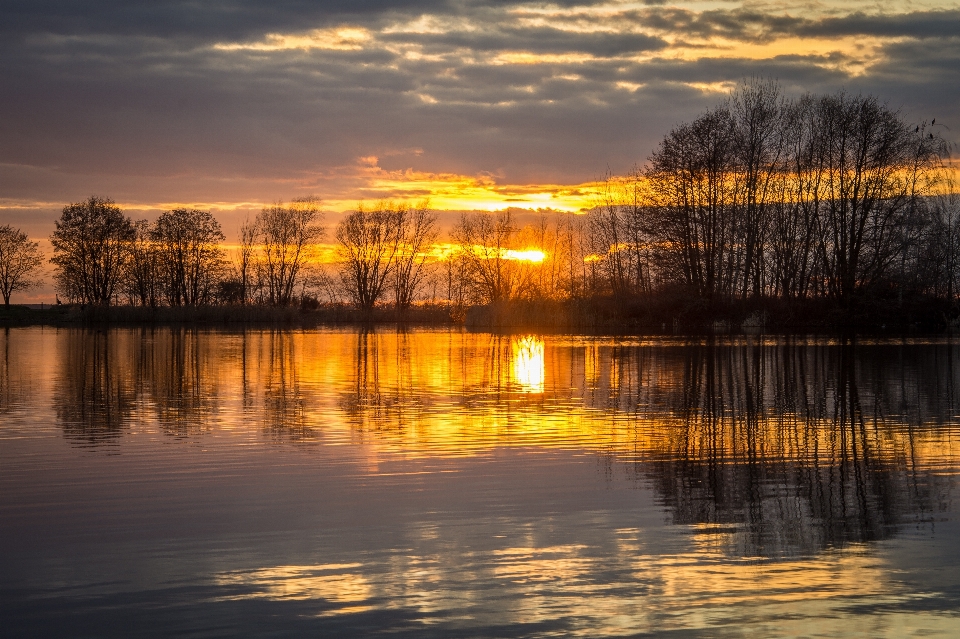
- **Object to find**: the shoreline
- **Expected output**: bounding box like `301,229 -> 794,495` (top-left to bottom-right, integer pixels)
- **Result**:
2,300 -> 957,335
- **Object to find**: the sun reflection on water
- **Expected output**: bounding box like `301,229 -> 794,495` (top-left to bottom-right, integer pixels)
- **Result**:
511,335 -> 544,393
5,328 -> 960,636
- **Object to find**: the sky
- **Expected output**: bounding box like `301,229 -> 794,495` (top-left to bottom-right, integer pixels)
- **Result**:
1,0 -> 959,252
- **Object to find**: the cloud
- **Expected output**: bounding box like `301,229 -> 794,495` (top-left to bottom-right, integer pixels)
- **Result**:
1,1 -> 958,221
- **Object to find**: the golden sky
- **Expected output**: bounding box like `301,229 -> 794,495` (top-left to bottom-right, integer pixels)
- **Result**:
1,1 -> 958,238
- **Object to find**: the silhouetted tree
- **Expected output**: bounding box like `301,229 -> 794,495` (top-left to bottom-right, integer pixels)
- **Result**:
813,93 -> 918,304
453,210 -> 534,303
392,201 -> 438,310
236,216 -> 258,304
151,208 -> 226,306
0,225 -> 43,307
587,174 -> 654,298
729,78 -> 789,298
336,201 -> 402,311
641,82 -> 949,313
123,220 -> 161,307
648,107 -> 739,299
51,196 -> 134,305
256,197 -> 323,306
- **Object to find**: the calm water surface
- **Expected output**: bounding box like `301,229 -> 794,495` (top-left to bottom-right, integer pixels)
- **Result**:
1,327 -> 959,637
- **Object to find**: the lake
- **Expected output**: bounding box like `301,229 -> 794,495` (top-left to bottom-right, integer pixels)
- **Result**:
1,327 -> 959,637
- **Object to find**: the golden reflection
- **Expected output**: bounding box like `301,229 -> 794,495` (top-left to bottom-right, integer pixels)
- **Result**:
215,563 -> 372,614
478,542 -> 911,635
223,540 -> 958,636
46,329 -> 960,556
512,335 -> 545,393
16,327 -> 960,634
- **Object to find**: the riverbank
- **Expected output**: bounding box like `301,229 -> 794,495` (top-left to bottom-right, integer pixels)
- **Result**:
0,303 -> 458,328
2,294 -> 957,333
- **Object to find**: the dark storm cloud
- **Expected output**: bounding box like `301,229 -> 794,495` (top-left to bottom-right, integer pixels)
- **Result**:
851,37 -> 960,121
633,8 -> 797,41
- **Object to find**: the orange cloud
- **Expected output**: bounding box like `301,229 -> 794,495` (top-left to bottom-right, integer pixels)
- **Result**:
320,156 -> 604,212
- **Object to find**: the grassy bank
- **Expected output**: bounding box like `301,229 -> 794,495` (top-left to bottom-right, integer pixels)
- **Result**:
463,294 -> 960,334
2,295 -> 957,334
0,303 -> 458,328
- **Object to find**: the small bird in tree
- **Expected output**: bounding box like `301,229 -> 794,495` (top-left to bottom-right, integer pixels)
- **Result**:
932,118 -> 936,124
915,126 -> 919,132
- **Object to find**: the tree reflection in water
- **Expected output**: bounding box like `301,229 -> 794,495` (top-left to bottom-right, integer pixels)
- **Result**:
0,327 -> 34,415
56,330 -> 136,446
258,330 -> 309,440
142,328 -> 219,437
49,329 -> 958,557
339,329 -> 384,431
339,329 -> 433,439
608,339 -> 956,557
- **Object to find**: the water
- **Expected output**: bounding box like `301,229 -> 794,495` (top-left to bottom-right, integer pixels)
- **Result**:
1,327 -> 959,637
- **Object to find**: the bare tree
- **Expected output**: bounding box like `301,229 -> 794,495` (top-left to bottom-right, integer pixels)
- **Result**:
441,247 -> 469,310
811,93 -> 923,304
235,217 -> 258,305
767,94 -> 823,300
257,197 -> 324,306
123,219 -> 161,307
51,196 -> 134,305
453,210 -> 536,304
152,208 -> 226,306
729,78 -> 788,298
392,201 -> 438,310
336,201 -> 402,311
918,180 -> 960,303
647,107 -> 739,300
587,174 -> 654,298
639,81 -> 950,312
0,225 -> 43,306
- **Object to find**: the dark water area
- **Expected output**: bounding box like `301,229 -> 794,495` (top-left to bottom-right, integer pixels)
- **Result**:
1,327 -> 959,637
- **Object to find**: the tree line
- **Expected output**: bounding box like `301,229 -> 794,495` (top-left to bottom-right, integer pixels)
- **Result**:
1,80 -> 956,326
587,80 -> 955,314
45,196 -> 324,308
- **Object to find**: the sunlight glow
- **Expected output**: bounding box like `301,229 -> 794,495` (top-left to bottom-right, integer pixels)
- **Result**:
493,51 -> 597,65
504,249 -> 546,263
331,162 -> 603,212
512,335 -> 545,393
674,35 -> 893,77
213,27 -> 371,51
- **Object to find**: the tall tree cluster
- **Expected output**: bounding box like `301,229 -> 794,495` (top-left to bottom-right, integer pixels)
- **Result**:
50,198 -> 225,306
636,81 -> 950,306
